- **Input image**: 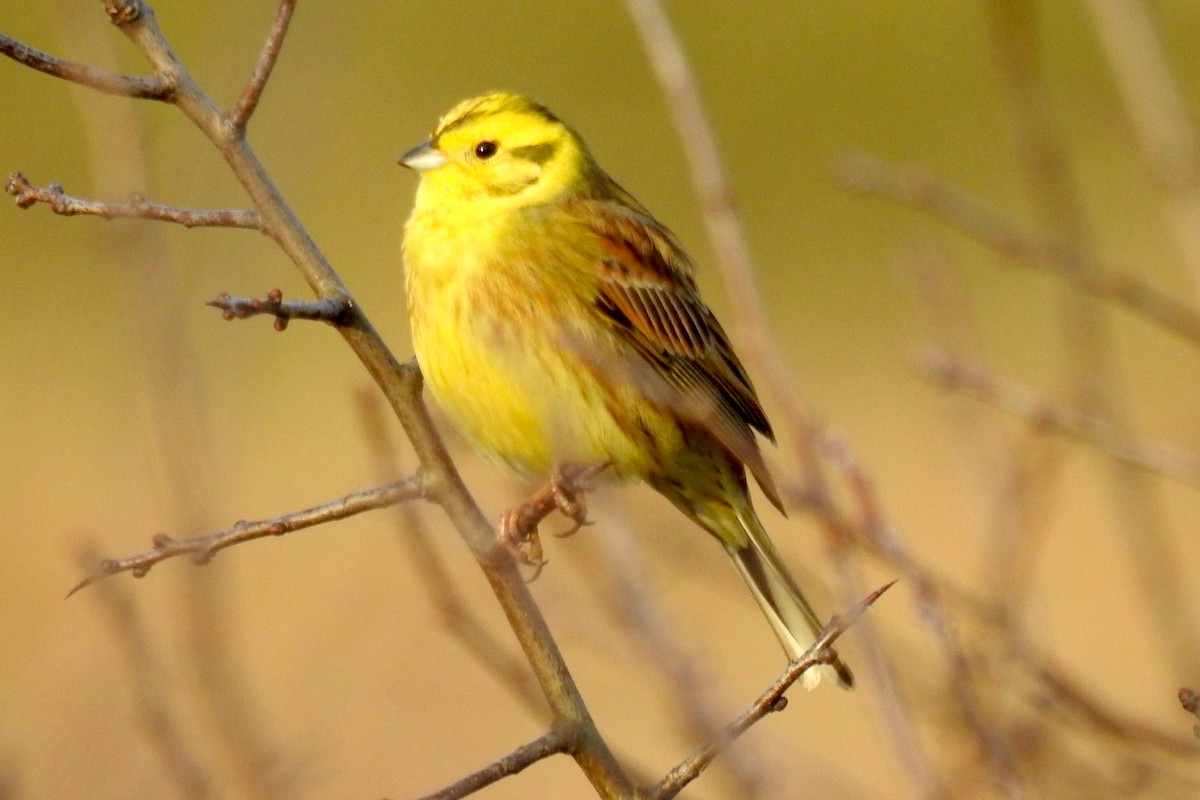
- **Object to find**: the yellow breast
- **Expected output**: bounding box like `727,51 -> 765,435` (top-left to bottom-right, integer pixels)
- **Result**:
404,205 -> 666,479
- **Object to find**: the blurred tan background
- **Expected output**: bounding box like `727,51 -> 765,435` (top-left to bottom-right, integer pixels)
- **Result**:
3,1 -> 1200,798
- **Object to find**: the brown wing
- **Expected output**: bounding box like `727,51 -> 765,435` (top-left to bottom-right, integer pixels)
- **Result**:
569,178 -> 783,512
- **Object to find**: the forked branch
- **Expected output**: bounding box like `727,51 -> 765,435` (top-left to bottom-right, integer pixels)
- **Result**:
4,2 -> 634,796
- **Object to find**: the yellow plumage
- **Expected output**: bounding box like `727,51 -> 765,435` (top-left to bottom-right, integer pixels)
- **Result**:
401,93 -> 851,688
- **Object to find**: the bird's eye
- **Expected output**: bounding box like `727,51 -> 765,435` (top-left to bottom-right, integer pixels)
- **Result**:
474,140 -> 499,159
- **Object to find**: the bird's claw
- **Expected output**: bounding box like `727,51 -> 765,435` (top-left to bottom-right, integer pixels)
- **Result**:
496,462 -> 611,580
499,507 -> 548,581
549,464 -> 595,538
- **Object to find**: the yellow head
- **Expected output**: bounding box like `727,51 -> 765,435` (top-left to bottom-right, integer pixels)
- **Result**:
399,92 -> 595,210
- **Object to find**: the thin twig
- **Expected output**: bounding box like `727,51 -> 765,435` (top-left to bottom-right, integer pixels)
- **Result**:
414,727 -> 572,800
648,582 -> 895,800
228,0 -> 295,131
624,8 -> 941,797
839,156 -> 1200,349
208,289 -> 351,330
820,439 -> 1199,760
5,172 -> 260,229
69,476 -> 425,595
0,31 -> 172,99
920,350 -> 1200,486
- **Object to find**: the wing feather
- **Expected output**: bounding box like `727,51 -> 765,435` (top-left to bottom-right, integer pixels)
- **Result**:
566,180 -> 783,511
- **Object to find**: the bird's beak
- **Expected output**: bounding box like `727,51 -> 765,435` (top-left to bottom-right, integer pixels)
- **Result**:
399,140 -> 448,172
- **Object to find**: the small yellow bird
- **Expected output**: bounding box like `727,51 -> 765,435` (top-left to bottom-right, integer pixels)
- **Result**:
400,92 -> 851,688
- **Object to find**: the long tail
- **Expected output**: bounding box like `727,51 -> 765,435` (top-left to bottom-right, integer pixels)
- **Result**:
721,506 -> 854,690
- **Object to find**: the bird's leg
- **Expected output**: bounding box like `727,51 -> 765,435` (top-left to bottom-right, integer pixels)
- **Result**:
495,462 -> 611,579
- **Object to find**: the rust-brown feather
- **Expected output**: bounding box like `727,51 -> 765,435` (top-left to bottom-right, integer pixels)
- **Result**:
565,172 -> 784,513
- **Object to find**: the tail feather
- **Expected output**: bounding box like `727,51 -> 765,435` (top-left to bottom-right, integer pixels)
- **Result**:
648,467 -> 853,689
723,509 -> 854,690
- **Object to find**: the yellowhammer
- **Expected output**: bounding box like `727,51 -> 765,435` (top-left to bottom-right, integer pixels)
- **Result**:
400,92 -> 851,688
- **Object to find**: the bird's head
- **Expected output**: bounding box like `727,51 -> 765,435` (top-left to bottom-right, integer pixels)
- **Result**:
400,92 -> 593,208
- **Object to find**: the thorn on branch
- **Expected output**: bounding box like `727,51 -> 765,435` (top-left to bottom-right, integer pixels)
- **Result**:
208,289 -> 351,330
5,172 -> 260,229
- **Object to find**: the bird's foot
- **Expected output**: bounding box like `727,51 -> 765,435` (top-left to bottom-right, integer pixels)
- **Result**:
496,462 -> 611,580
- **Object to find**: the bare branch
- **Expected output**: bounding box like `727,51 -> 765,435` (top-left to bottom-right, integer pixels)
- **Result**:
5,172 -> 260,229
208,289 -> 351,330
988,1 -> 1200,688
0,31 -> 172,99
69,476 -> 425,595
624,8 -> 948,796
828,437 -> 1200,761
839,155 -> 1200,349
415,727 -> 571,800
921,350 -> 1200,486
97,3 -> 635,790
228,0 -> 296,131
648,582 -> 894,800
